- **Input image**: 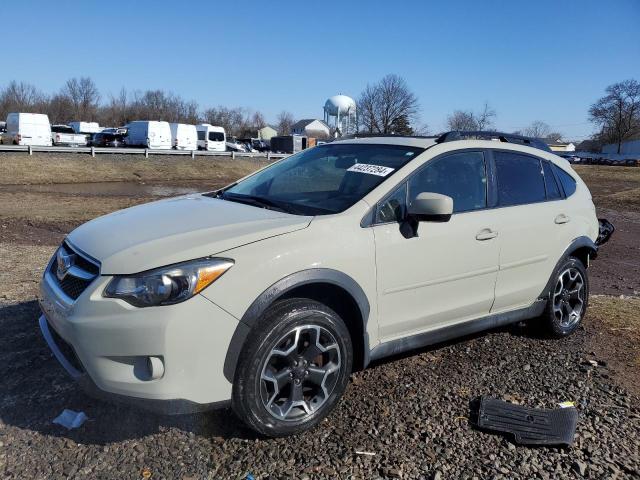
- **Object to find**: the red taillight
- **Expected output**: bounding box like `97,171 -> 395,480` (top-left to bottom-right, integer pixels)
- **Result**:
56,134 -> 60,141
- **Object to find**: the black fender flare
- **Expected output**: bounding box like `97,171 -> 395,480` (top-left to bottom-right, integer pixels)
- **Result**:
537,236 -> 597,301
223,268 -> 371,382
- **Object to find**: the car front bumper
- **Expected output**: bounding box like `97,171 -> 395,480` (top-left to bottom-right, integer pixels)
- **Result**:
38,266 -> 238,414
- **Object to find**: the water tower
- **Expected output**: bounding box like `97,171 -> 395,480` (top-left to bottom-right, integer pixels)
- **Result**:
323,94 -> 357,137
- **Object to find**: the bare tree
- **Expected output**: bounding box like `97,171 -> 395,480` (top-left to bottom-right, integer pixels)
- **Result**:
522,120 -> 552,138
63,77 -> 100,121
0,81 -> 47,118
446,102 -> 496,131
357,74 -> 419,134
589,79 -> 640,153
276,111 -> 295,135
202,106 -> 249,137
475,102 -> 496,130
447,110 -> 478,131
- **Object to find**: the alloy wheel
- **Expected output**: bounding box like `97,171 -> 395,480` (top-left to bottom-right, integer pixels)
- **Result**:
552,267 -> 585,327
260,324 -> 341,421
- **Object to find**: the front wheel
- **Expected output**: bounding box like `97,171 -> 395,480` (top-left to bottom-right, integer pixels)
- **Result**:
542,256 -> 589,337
232,298 -> 353,437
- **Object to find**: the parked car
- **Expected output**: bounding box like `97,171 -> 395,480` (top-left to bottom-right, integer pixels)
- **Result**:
226,136 -> 248,152
101,127 -> 127,135
125,121 -> 172,149
251,139 -> 270,152
169,123 -> 198,150
196,124 -> 226,151
90,132 -> 126,147
51,125 -> 88,146
37,132 -> 611,437
1,113 -> 51,146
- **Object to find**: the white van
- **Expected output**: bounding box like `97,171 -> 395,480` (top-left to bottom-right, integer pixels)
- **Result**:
170,123 -> 198,150
197,124 -> 226,151
125,121 -> 172,150
1,113 -> 52,146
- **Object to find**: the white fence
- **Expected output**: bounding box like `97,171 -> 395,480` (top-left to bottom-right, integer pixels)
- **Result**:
0,144 -> 289,160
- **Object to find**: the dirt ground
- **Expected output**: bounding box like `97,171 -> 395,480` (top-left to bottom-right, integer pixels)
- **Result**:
0,153 -> 639,479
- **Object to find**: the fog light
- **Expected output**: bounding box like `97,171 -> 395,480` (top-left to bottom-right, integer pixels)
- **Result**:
147,356 -> 164,380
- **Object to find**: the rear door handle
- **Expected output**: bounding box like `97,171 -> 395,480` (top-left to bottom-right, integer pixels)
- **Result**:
476,228 -> 498,241
555,214 -> 570,224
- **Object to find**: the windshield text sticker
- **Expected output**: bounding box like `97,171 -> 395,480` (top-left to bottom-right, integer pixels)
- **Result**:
347,164 -> 395,177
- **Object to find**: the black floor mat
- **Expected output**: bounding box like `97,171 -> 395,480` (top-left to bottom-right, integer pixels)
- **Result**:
472,396 -> 578,446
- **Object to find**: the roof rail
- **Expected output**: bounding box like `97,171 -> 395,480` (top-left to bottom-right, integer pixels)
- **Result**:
338,133 -> 439,140
435,131 -> 552,152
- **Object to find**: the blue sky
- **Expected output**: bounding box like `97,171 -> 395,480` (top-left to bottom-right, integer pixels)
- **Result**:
3,0 -> 639,140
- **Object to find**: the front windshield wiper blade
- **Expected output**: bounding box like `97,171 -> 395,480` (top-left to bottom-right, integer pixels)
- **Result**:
221,193 -> 300,215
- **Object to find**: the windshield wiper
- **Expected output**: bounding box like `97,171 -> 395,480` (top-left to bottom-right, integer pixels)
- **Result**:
221,192 -> 300,215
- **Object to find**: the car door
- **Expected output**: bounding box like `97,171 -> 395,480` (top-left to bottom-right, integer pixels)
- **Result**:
373,150 -> 501,341
490,150 -> 568,312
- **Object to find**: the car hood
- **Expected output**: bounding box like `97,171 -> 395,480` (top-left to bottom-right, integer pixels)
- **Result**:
67,194 -> 312,274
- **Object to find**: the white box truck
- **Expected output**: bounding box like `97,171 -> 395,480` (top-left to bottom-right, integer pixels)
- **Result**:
125,121 -> 172,150
170,123 -> 198,150
197,124 -> 226,151
69,122 -> 102,134
1,113 -> 52,146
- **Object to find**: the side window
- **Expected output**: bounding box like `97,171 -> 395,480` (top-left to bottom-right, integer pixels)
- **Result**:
542,161 -> 562,200
494,151 -> 546,206
552,165 -> 577,197
408,151 -> 487,213
375,183 -> 407,224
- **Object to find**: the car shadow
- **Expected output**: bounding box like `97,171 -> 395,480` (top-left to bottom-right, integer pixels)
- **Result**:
0,300 -> 259,445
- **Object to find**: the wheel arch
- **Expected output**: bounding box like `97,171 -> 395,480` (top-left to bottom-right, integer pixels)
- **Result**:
223,268 -> 371,383
538,236 -> 597,301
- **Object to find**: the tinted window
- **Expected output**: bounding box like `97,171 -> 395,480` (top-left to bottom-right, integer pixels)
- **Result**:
376,183 -> 407,223
494,152 -> 546,206
209,132 -> 224,141
553,165 -> 577,197
197,131 -> 205,140
542,161 -> 562,200
408,151 -> 487,213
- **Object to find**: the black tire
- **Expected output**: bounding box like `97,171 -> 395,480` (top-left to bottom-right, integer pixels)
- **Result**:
232,298 -> 353,437
541,256 -> 589,337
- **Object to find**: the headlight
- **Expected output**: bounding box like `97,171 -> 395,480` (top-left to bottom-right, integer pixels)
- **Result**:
104,258 -> 233,307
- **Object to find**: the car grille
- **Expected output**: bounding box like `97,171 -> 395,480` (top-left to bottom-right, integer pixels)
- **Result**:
48,241 -> 100,301
46,318 -> 84,373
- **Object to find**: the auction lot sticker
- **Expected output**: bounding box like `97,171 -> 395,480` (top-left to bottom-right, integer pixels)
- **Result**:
347,164 -> 395,176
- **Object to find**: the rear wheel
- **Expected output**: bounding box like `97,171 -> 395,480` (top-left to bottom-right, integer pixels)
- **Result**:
542,257 -> 588,337
232,298 -> 353,437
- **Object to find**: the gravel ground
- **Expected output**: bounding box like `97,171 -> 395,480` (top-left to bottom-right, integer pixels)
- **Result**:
1,159 -> 639,479
1,300 -> 638,479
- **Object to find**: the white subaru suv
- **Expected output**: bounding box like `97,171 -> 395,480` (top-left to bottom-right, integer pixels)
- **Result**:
38,132 -> 612,436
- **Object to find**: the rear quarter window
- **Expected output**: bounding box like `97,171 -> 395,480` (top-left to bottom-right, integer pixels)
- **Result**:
553,165 -> 577,197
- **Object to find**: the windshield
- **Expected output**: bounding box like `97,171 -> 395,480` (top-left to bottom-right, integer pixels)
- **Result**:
223,143 -> 424,215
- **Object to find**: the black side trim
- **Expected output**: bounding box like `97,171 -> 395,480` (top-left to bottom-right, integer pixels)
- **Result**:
536,236 -> 598,301
223,268 -> 371,382
369,299 -> 546,362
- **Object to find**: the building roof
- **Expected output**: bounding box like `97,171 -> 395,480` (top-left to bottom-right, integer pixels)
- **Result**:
291,119 -> 329,131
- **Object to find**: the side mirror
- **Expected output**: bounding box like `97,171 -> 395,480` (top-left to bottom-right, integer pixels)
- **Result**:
408,192 -> 453,222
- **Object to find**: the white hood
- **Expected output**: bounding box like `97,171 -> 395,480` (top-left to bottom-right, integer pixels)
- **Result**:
67,194 -> 312,274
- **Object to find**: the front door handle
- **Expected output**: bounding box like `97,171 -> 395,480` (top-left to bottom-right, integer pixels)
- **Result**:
555,214 -> 570,224
476,228 -> 498,241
